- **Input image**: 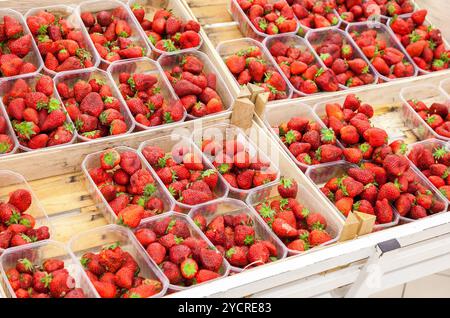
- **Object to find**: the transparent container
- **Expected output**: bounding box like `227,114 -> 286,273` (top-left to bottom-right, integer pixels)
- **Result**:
216,38 -> 292,101
128,0 -> 204,57
107,57 -> 186,130
0,9 -> 44,81
191,123 -> 280,200
0,240 -> 97,298
305,161 -> 400,231
305,27 -> 378,89
406,138 -> 450,206
387,13 -> 448,75
400,84 -> 450,142
157,51 -> 234,119
24,5 -> 100,76
133,212 -> 230,291
0,170 -> 52,254
399,164 -> 448,223
77,0 -> 151,69
263,102 -> 344,171
296,9 -> 341,37
0,73 -> 77,152
138,135 -> 230,212
246,183 -> 343,255
0,282 -> 4,298
262,34 -> 331,98
53,67 -> 135,142
68,224 -> 169,298
0,111 -> 19,157
81,146 -> 174,225
346,21 -> 418,82
229,0 -> 300,42
188,198 -> 288,272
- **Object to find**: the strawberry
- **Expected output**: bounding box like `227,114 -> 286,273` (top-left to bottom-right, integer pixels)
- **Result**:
117,205 -> 144,228
277,178 -> 298,198
375,199 -> 393,224
180,258 -> 198,280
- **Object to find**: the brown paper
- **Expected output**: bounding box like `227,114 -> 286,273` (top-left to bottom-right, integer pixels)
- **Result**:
338,212 -> 360,242
230,98 -> 255,130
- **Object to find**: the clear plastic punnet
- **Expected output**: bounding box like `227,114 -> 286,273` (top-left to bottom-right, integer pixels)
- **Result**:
229,0 -> 300,42
0,240 -> 97,298
387,13 -> 449,75
157,50 -> 234,119
263,102 -> 344,171
305,27 -> 378,89
0,170 -> 52,254
128,0 -> 204,56
107,57 -> 186,130
24,5 -> 100,76
191,123 -> 280,200
188,198 -> 288,272
262,34 -> 331,98
0,73 -> 77,152
400,84 -> 450,142
346,21 -> 418,82
406,138 -> 450,206
216,38 -> 292,101
68,224 -> 169,298
246,182 -> 343,255
81,146 -> 174,225
0,9 -> 44,81
138,134 -> 229,212
53,67 -> 136,142
400,164 -> 448,223
77,0 -> 151,68
133,212 -> 231,291
305,161 -> 400,231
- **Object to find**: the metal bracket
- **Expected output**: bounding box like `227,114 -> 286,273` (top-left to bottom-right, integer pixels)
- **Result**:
344,239 -> 401,298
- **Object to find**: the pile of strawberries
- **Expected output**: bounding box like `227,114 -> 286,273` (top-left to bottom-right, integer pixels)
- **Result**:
321,94 -> 389,164
0,115 -> 14,154
236,0 -> 298,36
321,148 -> 445,222
5,257 -> 86,298
131,6 -> 201,53
201,136 -> 278,190
408,143 -> 450,202
81,243 -> 163,298
225,46 -> 288,101
141,144 -> 220,206
336,0 -> 415,23
192,211 -> 279,269
88,148 -> 167,228
0,15 -> 37,77
80,6 -> 145,63
4,76 -> 74,149
163,54 -> 225,117
292,0 -> 340,33
0,189 -> 50,249
57,76 -> 128,140
117,71 -> 184,127
135,215 -> 225,286
26,10 -> 95,73
267,39 -> 340,95
254,178 -> 332,252
275,114 -> 343,166
406,99 -> 450,138
310,32 -> 375,88
390,10 -> 449,72
349,28 -> 415,80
